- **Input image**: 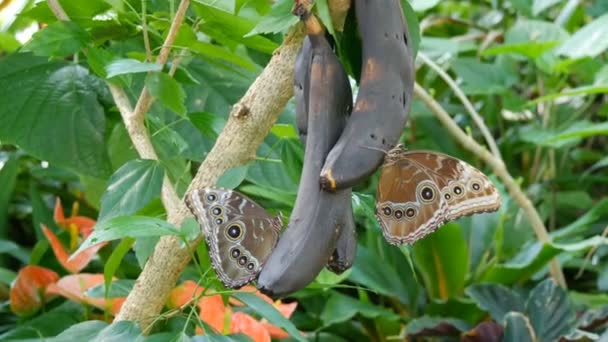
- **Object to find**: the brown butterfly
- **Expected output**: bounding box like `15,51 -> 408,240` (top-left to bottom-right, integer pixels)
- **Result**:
185,187 -> 282,289
375,147 -> 501,245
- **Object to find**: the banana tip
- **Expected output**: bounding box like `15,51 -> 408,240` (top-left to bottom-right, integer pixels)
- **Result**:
319,170 -> 337,191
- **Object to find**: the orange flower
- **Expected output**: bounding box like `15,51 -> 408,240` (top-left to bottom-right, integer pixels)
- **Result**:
169,282 -> 298,341
10,265 -> 59,317
41,225 -> 105,273
42,199 -> 106,273
46,273 -> 125,315
54,198 -> 96,240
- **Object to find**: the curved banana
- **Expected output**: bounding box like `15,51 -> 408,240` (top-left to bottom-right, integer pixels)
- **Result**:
320,0 -> 415,191
257,8 -> 354,296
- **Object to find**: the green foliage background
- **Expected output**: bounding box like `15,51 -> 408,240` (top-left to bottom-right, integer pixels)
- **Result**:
0,0 -> 607,340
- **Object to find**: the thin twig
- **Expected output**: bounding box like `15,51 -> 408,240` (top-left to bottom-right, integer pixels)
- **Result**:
418,52 -> 502,160
413,83 -> 567,287
575,225 -> 608,279
141,0 -> 153,62
131,0 -> 191,124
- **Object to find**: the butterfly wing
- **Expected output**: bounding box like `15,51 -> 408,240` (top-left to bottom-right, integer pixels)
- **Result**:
376,149 -> 501,245
401,151 -> 501,221
376,155 -> 449,244
186,188 -> 281,289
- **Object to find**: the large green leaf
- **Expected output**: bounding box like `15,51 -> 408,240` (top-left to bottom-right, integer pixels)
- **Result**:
52,321 -> 109,342
466,283 -> 525,322
556,13 -> 608,58
483,19 -> 568,59
246,0 -> 298,36
0,156 -> 18,239
93,321 -> 141,342
412,223 -> 468,299
0,302 -> 83,340
349,246 -> 415,306
185,59 -> 255,116
105,59 -> 162,79
405,316 -> 471,338
526,279 -> 576,341
481,236 -> 608,284
146,72 -> 187,116
503,312 -> 535,342
320,291 -> 400,327
24,21 -> 90,57
0,54 -> 111,177
518,121 -> 608,148
98,159 -> 164,222
74,216 -> 182,255
450,58 -> 518,95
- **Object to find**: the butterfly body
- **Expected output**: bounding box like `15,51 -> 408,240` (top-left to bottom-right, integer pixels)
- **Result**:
376,148 -> 501,245
185,188 -> 281,289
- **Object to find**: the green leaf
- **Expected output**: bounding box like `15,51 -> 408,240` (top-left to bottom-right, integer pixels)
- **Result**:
401,0 -> 421,55
0,32 -> 20,52
74,216 -> 181,256
525,279 -> 576,341
556,14 -> 608,58
24,21 -> 90,57
533,0 -> 562,15
186,60 -> 255,116
405,316 -> 471,337
0,266 -> 17,285
0,302 -> 83,340
105,59 -> 163,78
133,236 -> 159,268
217,165 -> 249,189
529,86 -> 608,106
503,312 -> 536,342
0,240 -> 30,264
505,19 -> 569,45
409,0 -> 441,12
316,0 -> 335,37
466,283 -> 525,322
482,41 -> 559,59
518,120 -> 608,148
86,279 -> 135,298
271,124 -> 298,139
104,237 -> 135,298
0,156 -> 19,238
146,72 -> 187,116
52,321 -> 109,342
0,54 -> 111,177
412,223 -> 468,299
320,291 -> 400,327
349,246 -> 415,306
451,58 -> 518,95
231,292 -> 306,342
552,199 -> 608,239
246,0 -> 299,36
481,236 -> 608,284
98,159 -> 165,222
93,321 -> 141,342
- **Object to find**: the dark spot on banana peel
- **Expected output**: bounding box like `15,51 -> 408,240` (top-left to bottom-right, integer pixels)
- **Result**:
257,10 -> 354,297
319,0 -> 415,191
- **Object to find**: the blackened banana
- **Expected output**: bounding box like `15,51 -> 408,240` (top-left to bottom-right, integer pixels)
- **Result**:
327,209 -> 357,274
320,0 -> 415,191
294,36 -> 312,144
257,9 -> 354,296
294,32 -> 357,275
